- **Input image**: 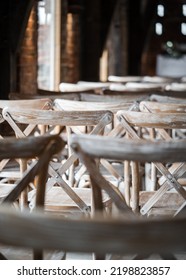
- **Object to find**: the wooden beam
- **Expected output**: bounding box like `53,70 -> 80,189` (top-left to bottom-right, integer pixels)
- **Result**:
10,0 -> 34,54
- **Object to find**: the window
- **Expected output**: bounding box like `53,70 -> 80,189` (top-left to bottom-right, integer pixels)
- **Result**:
155,22 -> 163,35
37,0 -> 61,90
181,23 -> 186,35
157,4 -> 164,17
183,4 -> 186,16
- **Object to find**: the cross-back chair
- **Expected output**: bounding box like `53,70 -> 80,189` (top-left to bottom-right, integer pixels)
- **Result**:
2,106 -> 113,214
53,97 -> 140,205
116,110 -> 186,216
70,134 -> 186,259
0,134 -> 64,259
0,99 -> 53,208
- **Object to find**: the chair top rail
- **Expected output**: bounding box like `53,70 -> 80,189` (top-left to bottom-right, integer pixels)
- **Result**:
0,134 -> 64,160
140,101 -> 186,113
0,205 -> 185,255
3,107 -> 113,126
9,92 -> 81,101
117,110 -> 186,129
54,98 -> 133,113
80,93 -> 143,102
0,98 -> 52,109
71,134 -> 186,163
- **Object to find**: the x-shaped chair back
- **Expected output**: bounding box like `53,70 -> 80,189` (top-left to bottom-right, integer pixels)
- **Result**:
70,134 -> 186,259
2,106 -> 113,213
0,134 -> 64,260
0,99 -> 53,207
116,110 -> 186,216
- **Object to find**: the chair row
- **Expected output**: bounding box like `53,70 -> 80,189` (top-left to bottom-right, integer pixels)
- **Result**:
0,134 -> 186,259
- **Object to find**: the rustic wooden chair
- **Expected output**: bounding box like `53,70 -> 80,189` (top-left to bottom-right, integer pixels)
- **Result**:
116,110 -> 186,216
0,99 -> 52,208
0,134 -> 64,260
53,97 -> 141,202
2,107 -> 113,214
69,134 -> 186,259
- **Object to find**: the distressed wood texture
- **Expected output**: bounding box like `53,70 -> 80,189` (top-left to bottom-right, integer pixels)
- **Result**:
0,134 -> 64,260
2,107 -> 113,126
0,134 -> 64,160
70,134 -> 186,163
71,134 -> 186,217
80,92 -> 145,102
8,91 -> 81,101
0,98 -> 52,110
0,206 -> 186,256
140,101 -> 186,113
2,105 -> 113,213
150,94 -> 186,103
0,98 -> 52,124
54,98 -> 133,113
116,109 -> 186,216
117,110 -> 186,129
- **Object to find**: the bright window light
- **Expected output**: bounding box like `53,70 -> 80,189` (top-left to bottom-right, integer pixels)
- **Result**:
155,23 -> 163,35
157,5 -> 164,17
183,5 -> 186,16
181,23 -> 186,35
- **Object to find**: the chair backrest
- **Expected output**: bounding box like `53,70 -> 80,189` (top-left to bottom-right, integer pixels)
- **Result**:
0,134 -> 64,260
71,132 -> 186,212
0,204 -> 185,258
0,98 -> 52,110
140,101 -> 186,113
2,107 -> 112,127
150,94 -> 186,103
116,110 -> 186,216
117,110 -> 186,130
2,107 -> 113,213
9,91 -> 81,101
71,134 -> 186,163
54,98 -> 133,113
0,134 -> 64,206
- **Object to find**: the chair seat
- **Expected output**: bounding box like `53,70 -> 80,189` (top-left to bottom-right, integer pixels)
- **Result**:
139,190 -> 185,217
29,186 -> 111,213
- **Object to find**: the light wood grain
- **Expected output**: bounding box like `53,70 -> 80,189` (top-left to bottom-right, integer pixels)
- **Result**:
0,206 -> 185,255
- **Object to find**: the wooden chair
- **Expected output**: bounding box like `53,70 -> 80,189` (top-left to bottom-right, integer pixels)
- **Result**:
116,110 -> 186,216
53,98 -> 140,201
2,107 -> 113,214
0,99 -> 53,208
69,134 -> 186,259
0,134 -> 64,259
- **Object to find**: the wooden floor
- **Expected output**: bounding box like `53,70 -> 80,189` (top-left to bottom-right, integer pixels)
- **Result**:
0,245 -> 186,260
